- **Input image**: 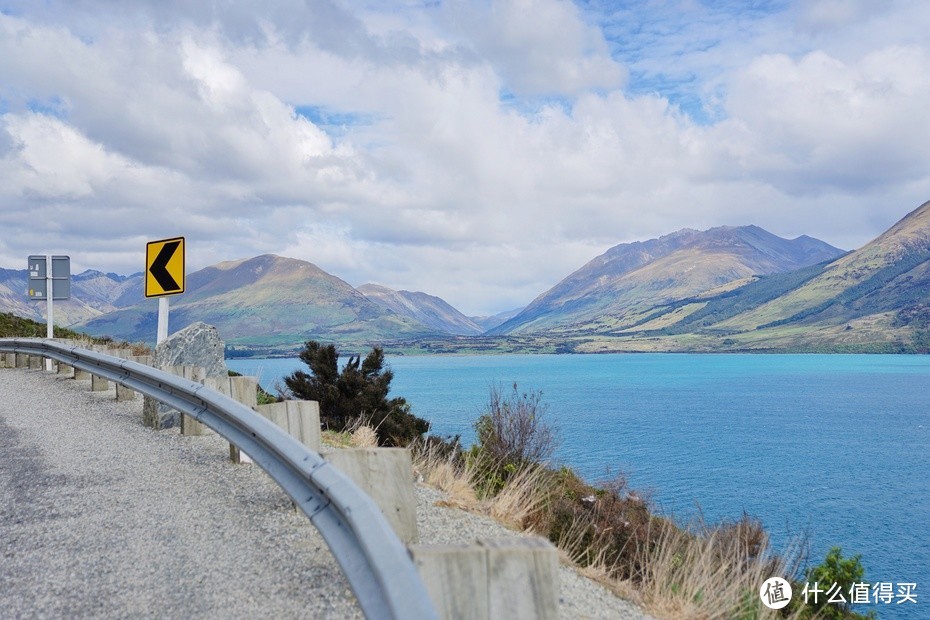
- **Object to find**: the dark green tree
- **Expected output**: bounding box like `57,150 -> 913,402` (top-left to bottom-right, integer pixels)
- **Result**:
284,341 -> 429,446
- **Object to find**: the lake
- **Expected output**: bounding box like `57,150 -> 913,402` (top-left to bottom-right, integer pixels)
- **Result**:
228,353 -> 929,618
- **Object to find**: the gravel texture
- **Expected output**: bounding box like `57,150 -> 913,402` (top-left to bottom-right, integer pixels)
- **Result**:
0,366 -> 652,619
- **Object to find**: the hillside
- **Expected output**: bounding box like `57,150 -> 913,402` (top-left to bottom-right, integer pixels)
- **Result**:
491,225 -> 844,336
0,267 -> 141,326
77,255 -> 440,350
358,284 -> 484,336
560,200 -> 930,353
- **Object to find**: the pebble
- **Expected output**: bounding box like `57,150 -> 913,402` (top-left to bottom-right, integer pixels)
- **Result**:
0,366 -> 652,619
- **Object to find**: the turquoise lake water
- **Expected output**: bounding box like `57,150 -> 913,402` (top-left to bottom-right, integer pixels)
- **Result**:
228,353 -> 930,618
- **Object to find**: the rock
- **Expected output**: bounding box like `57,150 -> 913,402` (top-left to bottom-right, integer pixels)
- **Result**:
143,322 -> 228,429
153,321 -> 228,378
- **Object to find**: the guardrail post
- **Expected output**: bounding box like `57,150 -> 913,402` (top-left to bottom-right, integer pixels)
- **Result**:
325,447 -> 419,544
28,354 -> 43,370
117,355 -> 152,401
253,400 -> 321,453
90,350 -> 117,391
409,537 -> 559,620
57,359 -> 73,376
162,366 -> 206,434
199,375 -> 259,462
1,352 -> 13,367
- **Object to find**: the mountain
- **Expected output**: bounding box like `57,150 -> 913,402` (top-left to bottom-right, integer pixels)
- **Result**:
674,200 -> 930,351
358,284 -> 484,336
0,267 -> 143,326
470,308 -> 523,332
77,255 -> 439,350
491,225 -> 845,336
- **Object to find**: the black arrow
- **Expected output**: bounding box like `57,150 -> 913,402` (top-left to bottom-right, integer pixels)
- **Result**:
149,240 -> 182,292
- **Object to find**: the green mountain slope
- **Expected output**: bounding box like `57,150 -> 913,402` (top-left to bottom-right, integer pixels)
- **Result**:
573,200 -> 930,352
77,255 -> 439,350
491,225 -> 844,336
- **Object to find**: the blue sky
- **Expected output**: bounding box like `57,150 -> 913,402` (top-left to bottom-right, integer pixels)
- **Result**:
1,0 -> 930,315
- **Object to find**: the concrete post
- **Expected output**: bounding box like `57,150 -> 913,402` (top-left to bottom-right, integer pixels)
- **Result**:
228,376 -> 257,464
119,355 -> 152,401
90,350 -> 114,391
28,355 -> 42,370
409,537 -> 559,620
253,400 -> 322,453
162,366 -> 206,435
199,375 -> 259,463
324,448 -> 419,544
57,361 -> 73,377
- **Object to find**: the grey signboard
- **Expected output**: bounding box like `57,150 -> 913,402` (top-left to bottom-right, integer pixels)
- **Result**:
28,255 -> 70,300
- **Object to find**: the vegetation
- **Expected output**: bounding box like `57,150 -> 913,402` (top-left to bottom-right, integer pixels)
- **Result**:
0,312 -> 149,354
0,311 -> 93,339
283,340 -> 429,446
412,383 -> 873,620
787,547 -> 873,619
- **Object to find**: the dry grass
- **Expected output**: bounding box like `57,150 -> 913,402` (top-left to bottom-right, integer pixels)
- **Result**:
487,464 -> 552,529
634,522 -> 804,620
350,424 -> 378,448
412,446 -> 807,620
411,441 -> 479,509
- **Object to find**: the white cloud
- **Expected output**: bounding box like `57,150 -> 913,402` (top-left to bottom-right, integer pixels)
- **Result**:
1,1 -> 930,315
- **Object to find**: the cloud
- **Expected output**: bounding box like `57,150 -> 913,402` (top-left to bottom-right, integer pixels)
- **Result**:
440,0 -> 626,97
1,1 -> 930,315
721,45 -> 930,195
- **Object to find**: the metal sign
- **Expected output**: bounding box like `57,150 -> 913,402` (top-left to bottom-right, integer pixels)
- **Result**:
145,237 -> 185,298
28,255 -> 70,300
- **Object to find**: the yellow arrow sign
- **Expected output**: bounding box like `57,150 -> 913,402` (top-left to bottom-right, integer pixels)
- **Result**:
145,237 -> 185,298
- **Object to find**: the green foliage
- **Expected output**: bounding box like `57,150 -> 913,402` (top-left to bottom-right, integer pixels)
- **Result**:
469,383 -> 557,495
791,547 -> 873,619
284,340 -> 428,446
0,312 -> 91,339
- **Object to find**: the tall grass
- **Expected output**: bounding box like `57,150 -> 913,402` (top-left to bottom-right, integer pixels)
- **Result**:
409,381 -> 815,620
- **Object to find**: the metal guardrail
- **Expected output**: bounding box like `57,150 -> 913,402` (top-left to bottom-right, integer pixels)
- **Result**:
0,338 -> 437,620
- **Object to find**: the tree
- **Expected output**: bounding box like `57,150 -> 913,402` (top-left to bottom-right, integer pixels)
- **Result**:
284,341 -> 429,446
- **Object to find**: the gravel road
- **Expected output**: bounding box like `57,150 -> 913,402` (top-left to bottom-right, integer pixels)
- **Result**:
0,365 -> 652,619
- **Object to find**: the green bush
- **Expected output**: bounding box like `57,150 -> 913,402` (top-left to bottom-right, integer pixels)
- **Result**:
790,546 -> 873,619
283,340 -> 428,446
469,383 -> 557,495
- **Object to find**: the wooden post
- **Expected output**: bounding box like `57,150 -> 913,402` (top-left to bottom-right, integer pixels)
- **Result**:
119,355 -> 152,401
324,448 -> 419,544
409,537 -> 559,620
227,376 -> 257,464
253,400 -> 321,453
156,365 -> 206,434
199,375 -> 259,463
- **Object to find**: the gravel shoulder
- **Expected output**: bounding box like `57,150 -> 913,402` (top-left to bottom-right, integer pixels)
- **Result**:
0,366 -> 650,619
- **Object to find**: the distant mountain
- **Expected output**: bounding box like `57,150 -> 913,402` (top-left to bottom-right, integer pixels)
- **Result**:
0,267 -> 143,326
470,308 -> 523,332
676,199 -> 930,351
491,225 -> 845,336
77,255 -> 439,349
358,284 -> 483,336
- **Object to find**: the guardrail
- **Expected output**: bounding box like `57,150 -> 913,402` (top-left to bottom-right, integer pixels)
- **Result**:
0,338 -> 437,620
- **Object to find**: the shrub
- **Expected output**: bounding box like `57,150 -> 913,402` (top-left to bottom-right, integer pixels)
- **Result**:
283,340 -> 428,446
470,382 -> 557,494
797,547 -> 872,619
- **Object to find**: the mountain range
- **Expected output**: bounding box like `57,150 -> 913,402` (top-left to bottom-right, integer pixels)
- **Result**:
3,199 -> 929,353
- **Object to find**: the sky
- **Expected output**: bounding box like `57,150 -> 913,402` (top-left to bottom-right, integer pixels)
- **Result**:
2,0 -> 930,316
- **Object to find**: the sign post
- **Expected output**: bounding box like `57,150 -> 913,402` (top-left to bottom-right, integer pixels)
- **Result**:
145,237 -> 185,344
28,255 -> 70,370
